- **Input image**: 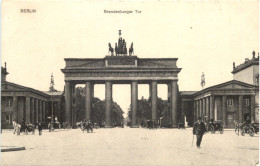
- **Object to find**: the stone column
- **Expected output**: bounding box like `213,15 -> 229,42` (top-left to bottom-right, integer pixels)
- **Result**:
203,98 -> 206,117
168,83 -> 172,122
31,98 -> 34,123
131,81 -> 138,127
251,95 -> 255,123
151,81 -> 158,121
222,95 -> 227,127
181,101 -> 185,123
13,96 -> 18,121
206,97 -> 210,118
210,95 -> 215,120
65,81 -> 72,127
193,101 -> 197,123
43,101 -> 46,123
39,100 -> 42,122
171,80 -> 178,127
196,100 -> 199,120
238,95 -> 243,123
105,81 -> 112,127
199,99 -> 202,117
51,101 -> 54,117
149,83 -> 152,101
91,83 -> 95,99
25,97 -> 31,123
71,84 -> 76,128
35,99 -> 39,123
85,81 -> 92,121
57,101 -> 60,122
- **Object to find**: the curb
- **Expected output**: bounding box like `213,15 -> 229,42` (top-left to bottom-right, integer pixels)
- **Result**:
1,146 -> 26,152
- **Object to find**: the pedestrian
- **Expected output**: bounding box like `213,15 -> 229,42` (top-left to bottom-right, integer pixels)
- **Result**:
38,123 -> 42,136
193,117 -> 206,149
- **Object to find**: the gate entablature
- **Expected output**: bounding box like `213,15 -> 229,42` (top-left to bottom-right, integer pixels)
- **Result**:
61,56 -> 181,82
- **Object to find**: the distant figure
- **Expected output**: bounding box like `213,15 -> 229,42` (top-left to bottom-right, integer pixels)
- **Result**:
12,120 -> 17,134
242,116 -> 251,129
193,117 -> 206,149
48,122 -> 51,132
38,123 -> 42,136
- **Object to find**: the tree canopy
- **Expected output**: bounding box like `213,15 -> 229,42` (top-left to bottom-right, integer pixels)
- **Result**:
75,87 -> 124,126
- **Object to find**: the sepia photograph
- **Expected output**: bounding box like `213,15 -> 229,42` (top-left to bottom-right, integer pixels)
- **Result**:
1,0 -> 259,165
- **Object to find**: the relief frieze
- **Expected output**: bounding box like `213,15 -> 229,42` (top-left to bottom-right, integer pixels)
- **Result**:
66,71 -> 176,77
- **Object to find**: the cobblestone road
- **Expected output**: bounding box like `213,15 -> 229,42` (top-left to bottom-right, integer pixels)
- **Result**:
1,127 -> 259,166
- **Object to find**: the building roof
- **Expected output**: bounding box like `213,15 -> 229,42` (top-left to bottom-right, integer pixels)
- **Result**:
2,81 -> 63,97
2,81 -> 49,97
232,56 -> 259,74
42,91 -> 64,96
180,91 -> 198,96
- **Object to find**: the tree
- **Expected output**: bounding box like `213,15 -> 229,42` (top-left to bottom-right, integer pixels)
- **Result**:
127,97 -> 168,126
74,87 -> 124,126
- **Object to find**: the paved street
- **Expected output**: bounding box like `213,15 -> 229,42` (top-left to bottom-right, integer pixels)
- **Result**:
1,127 -> 259,166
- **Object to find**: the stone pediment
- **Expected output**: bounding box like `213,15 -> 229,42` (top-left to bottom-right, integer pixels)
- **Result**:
213,80 -> 256,90
1,81 -> 48,97
1,81 -> 28,91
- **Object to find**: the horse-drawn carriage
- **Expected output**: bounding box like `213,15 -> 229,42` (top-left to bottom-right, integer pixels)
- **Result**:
48,122 -> 61,132
250,123 -> 259,134
14,122 -> 35,135
147,120 -> 158,129
206,120 -> 224,134
24,123 -> 35,135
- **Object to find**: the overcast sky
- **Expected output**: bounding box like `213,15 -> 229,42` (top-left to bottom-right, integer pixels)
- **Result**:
2,0 -> 259,115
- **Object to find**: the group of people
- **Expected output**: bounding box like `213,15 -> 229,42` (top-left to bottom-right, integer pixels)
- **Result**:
12,120 -> 42,136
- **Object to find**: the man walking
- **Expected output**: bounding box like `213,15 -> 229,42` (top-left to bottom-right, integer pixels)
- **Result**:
38,123 -> 42,136
193,117 -> 206,149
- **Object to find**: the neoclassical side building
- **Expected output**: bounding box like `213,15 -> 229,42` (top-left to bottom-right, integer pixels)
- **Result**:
181,52 -> 259,128
1,65 -> 64,129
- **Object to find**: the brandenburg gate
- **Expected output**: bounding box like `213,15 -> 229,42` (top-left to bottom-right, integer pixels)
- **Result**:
61,31 -> 182,128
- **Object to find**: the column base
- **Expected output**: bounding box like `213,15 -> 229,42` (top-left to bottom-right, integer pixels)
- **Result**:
130,126 -> 139,128
171,124 -> 178,128
104,126 -> 113,128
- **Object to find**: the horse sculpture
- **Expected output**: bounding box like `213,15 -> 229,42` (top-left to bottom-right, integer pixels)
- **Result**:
108,43 -> 114,56
129,42 -> 134,56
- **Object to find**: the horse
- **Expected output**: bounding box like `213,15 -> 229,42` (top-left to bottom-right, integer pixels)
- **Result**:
234,121 -> 243,135
108,43 -> 114,56
129,42 -> 134,56
76,122 -> 82,129
13,121 -> 21,135
81,121 -> 93,133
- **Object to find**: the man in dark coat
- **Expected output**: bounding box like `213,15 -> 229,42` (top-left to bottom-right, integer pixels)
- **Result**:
38,123 -> 42,136
193,117 -> 206,149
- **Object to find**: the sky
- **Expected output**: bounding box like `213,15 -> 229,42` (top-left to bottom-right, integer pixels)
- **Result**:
1,0 -> 259,116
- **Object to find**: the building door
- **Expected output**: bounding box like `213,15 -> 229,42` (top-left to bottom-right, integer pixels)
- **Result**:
227,113 -> 234,128
244,113 -> 250,121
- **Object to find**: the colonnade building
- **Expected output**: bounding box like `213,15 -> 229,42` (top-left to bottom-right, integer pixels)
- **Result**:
1,64 -> 64,129
181,52 -> 259,128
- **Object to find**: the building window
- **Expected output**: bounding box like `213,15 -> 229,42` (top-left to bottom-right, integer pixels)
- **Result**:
244,99 -> 250,106
6,99 -> 12,107
227,99 -> 233,106
5,114 -> 13,125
